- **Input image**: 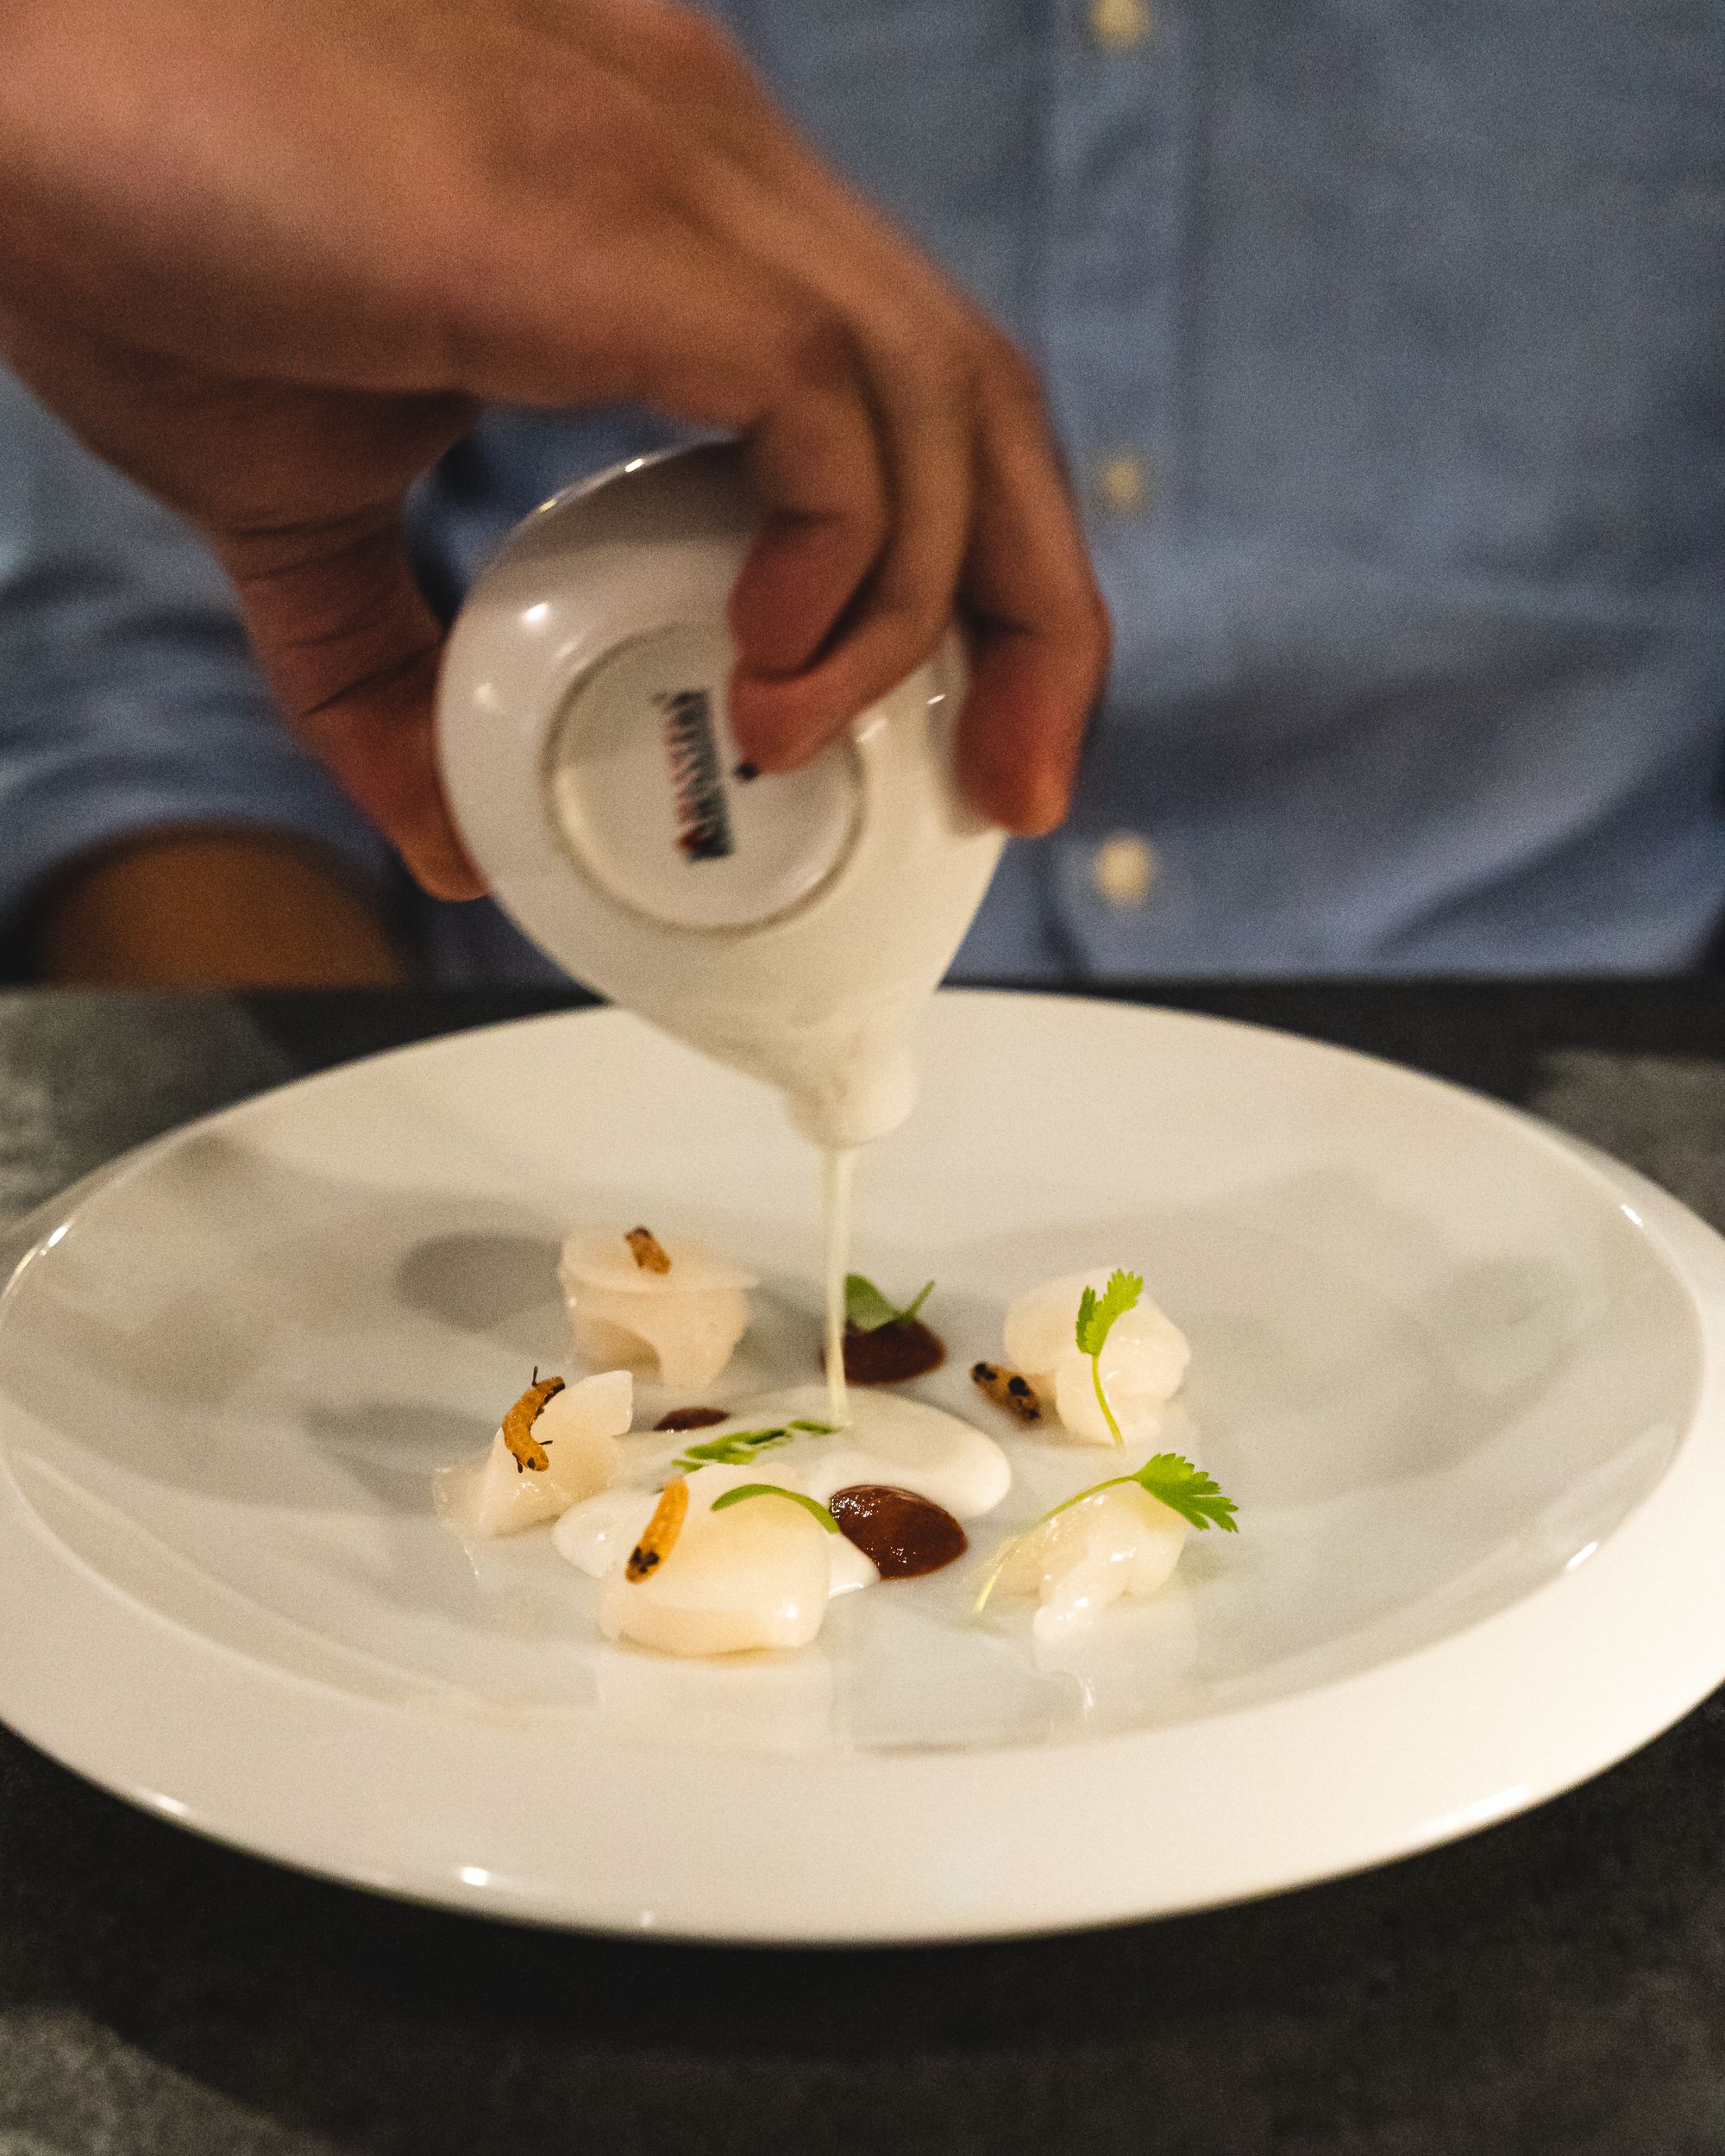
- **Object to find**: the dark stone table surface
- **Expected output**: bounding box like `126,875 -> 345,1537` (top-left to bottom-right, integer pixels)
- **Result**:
4,982 -> 1725,2156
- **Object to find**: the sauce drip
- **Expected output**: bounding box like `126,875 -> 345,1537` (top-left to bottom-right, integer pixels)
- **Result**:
837,1317 -> 945,1386
828,1484 -> 968,1578
655,1407 -> 730,1432
822,1146 -> 856,1428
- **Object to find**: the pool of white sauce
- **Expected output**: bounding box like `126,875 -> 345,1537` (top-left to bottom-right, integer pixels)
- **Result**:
551,1384 -> 1011,1601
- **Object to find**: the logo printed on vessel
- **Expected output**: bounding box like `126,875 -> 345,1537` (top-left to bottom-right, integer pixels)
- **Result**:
658,688 -> 733,862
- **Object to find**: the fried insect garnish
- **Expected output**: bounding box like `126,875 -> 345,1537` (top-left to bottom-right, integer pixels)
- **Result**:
502,1367 -> 566,1473
625,1225 -> 672,1274
970,1360 -> 1043,1425
626,1476 -> 689,1582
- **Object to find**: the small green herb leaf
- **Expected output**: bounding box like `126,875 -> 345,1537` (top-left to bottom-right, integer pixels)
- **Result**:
844,1274 -> 899,1332
710,1483 -> 840,1533
674,1420 -> 838,1473
1132,1453 -> 1239,1533
975,1453 -> 1239,1615
1073,1268 -> 1145,1446
673,1426 -> 792,1473
899,1279 -> 935,1324
844,1272 -> 937,1332
1075,1269 -> 1143,1358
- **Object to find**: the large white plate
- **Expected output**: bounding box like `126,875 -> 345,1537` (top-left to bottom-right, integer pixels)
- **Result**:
2,993 -> 1722,1943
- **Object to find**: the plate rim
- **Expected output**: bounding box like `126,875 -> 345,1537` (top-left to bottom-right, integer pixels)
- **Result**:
2,991 -> 1722,1944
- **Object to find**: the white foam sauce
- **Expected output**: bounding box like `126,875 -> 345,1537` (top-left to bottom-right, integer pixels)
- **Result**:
550,1385 -> 1009,1602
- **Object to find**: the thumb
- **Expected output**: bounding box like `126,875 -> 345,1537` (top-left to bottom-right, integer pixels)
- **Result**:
217,517 -> 485,901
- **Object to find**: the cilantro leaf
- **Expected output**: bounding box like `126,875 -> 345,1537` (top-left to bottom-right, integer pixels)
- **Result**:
1075,1269 -> 1143,1358
1133,1453 -> 1239,1533
974,1451 -> 1240,1615
844,1272 -> 937,1332
1073,1268 -> 1145,1445
710,1483 -> 840,1533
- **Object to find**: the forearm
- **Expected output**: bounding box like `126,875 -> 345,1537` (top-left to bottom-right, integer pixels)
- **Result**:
30,828 -> 410,987
0,0 -> 1105,881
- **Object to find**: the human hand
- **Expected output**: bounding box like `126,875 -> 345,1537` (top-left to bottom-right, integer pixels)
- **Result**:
0,0 -> 1109,899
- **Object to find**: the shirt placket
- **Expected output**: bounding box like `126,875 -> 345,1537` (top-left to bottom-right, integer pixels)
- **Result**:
1035,0 -> 1198,970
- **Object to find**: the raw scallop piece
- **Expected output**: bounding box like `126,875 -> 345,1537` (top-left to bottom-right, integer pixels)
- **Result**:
560,1228 -> 757,1389
598,1470 -> 836,1657
994,1480 -> 1188,1641
1002,1269 -> 1189,1445
436,1369 -> 632,1538
558,1460 -> 875,1603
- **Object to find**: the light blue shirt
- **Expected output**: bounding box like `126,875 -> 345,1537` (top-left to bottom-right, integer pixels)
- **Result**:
3,0 -> 1724,981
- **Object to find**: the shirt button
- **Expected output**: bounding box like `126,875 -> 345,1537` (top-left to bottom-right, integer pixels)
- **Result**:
1089,0 -> 1153,50
1095,451 -> 1152,519
1092,832 -> 1158,910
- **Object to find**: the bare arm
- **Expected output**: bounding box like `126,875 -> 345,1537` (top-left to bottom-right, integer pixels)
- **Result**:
30,831 -> 410,987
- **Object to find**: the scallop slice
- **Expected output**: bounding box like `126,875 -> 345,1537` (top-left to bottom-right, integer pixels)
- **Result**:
597,1469 -> 836,1657
994,1481 -> 1188,1641
534,1370 -> 633,1501
560,1228 -> 757,1389
558,1228 -> 758,1295
552,1485 -> 657,1581
567,1284 -> 750,1391
436,1369 -> 633,1539
1002,1269 -> 1189,1446
556,1461 -> 875,1599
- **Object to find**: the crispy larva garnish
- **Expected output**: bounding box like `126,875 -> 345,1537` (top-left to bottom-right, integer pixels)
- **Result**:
502,1370 -> 564,1472
561,1230 -> 756,1296
970,1360 -> 1043,1425
626,1225 -> 672,1275
436,1369 -> 632,1541
626,1477 -> 690,1582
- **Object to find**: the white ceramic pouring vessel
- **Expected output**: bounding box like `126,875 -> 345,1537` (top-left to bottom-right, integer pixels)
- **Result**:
436,444 -> 1003,1147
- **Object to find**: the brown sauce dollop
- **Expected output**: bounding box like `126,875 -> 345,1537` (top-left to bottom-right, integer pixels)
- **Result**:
828,1484 -> 968,1579
835,1319 -> 945,1386
655,1406 -> 730,1432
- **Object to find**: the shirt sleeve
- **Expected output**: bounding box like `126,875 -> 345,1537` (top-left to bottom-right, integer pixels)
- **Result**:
0,367 -> 396,950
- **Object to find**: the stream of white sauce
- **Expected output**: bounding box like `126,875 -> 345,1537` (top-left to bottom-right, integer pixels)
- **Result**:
822,1145 -> 856,1428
